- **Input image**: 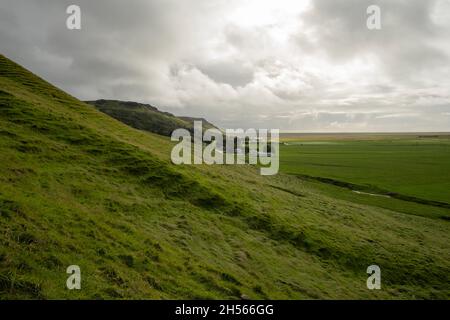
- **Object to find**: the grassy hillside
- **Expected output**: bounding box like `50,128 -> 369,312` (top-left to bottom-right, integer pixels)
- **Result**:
0,54 -> 449,299
86,99 -> 217,137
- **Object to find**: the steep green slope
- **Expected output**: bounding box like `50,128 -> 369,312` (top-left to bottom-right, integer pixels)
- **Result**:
0,54 -> 449,299
86,99 -> 217,137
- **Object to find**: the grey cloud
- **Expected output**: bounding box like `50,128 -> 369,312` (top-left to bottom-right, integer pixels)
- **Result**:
297,0 -> 449,82
197,60 -> 254,88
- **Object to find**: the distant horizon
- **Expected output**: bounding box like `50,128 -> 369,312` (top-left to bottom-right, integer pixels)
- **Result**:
82,97 -> 450,134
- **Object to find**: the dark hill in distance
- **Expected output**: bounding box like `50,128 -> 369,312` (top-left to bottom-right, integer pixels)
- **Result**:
177,116 -> 217,131
86,99 -> 218,137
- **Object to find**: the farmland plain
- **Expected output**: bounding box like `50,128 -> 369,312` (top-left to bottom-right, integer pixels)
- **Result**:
279,134 -> 450,220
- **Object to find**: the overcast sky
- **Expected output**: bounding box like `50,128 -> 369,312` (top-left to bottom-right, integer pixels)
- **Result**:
1,0 -> 450,131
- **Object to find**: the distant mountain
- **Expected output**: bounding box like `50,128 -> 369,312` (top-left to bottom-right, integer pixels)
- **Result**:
86,99 -> 218,137
177,116 -> 217,131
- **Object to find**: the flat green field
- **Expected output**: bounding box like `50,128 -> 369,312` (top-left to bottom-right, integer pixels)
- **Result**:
279,135 -> 450,213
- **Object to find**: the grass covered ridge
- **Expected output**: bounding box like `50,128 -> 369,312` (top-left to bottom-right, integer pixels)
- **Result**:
0,54 -> 449,299
86,99 -> 217,137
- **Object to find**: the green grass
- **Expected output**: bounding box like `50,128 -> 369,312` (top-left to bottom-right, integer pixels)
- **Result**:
1,54 -> 450,299
280,138 -> 450,204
